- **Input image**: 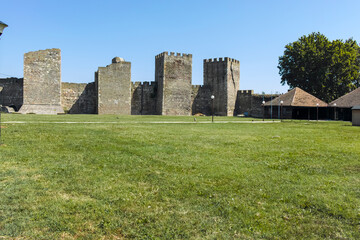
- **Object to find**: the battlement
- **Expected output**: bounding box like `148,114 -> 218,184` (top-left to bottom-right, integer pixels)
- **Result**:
131,81 -> 155,88
204,57 -> 239,63
238,90 -> 254,94
132,81 -> 142,88
192,84 -> 212,90
142,81 -> 155,86
155,51 -> 192,59
192,85 -> 203,90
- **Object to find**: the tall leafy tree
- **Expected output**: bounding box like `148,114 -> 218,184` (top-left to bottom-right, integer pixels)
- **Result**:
278,32 -> 360,102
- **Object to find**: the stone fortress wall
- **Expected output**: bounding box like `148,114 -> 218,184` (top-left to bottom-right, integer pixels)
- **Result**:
0,48 -> 273,117
19,49 -> 64,114
61,82 -> 96,114
204,57 -> 240,116
95,57 -> 131,115
131,81 -> 157,115
236,90 -> 280,117
155,52 -> 193,116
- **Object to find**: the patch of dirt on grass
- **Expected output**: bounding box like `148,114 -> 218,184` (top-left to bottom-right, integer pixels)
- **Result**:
344,165 -> 360,173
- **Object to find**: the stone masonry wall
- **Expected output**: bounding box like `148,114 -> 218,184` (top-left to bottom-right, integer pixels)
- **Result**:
96,57 -> 131,115
19,48 -> 64,114
6,50 -> 248,116
204,58 -> 240,116
0,77 -> 23,111
155,54 -> 164,115
226,59 -> 240,116
236,90 -> 280,118
155,52 -> 192,115
61,82 -> 96,114
191,85 -> 212,115
131,81 -> 157,115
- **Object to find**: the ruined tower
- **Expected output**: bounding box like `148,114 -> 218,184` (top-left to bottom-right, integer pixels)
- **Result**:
95,57 -> 131,115
18,48 -> 64,114
203,57 -> 240,116
155,52 -> 192,115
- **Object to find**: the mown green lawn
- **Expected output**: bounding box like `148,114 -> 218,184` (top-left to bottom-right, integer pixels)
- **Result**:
0,114 -> 359,239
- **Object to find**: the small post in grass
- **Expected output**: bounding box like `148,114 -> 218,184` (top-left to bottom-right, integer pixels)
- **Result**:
333,103 -> 337,120
262,100 -> 265,121
211,95 -> 215,123
280,100 -> 283,122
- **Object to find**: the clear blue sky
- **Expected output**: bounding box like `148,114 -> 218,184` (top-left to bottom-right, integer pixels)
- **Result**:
1,0 -> 360,94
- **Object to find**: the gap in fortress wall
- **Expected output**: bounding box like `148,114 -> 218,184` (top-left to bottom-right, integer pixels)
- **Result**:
0,49 -> 275,117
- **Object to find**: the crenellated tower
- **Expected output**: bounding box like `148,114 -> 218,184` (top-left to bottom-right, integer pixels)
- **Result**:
203,57 -> 240,116
155,52 -> 192,115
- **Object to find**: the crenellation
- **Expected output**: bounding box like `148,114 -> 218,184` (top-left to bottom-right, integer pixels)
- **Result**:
238,90 -> 254,94
155,52 -> 167,59
192,84 -> 203,90
131,81 -> 142,88
205,57 -> 240,63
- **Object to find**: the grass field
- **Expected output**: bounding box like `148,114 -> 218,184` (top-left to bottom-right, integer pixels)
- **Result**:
0,114 -> 359,239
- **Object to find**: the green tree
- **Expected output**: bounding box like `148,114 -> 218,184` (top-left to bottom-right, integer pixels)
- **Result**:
278,32 -> 360,102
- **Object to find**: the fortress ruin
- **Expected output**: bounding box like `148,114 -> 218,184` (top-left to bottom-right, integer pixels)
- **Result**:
0,48 -> 272,116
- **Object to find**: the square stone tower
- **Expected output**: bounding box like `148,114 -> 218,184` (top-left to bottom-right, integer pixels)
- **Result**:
18,48 -> 64,114
155,52 -> 192,115
95,57 -> 131,115
204,57 -> 240,116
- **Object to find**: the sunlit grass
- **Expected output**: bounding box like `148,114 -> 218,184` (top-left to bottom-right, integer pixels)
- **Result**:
0,114 -> 359,239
